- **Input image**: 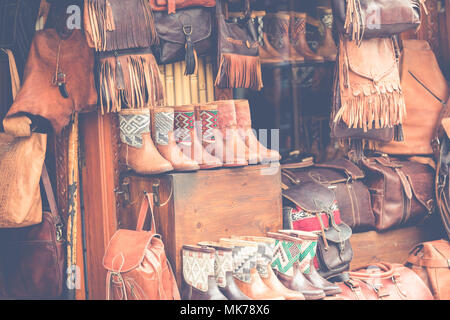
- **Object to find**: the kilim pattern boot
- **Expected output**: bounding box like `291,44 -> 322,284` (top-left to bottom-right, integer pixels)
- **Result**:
118,108 -> 173,174
219,238 -> 284,300
232,235 -> 305,300
181,245 -> 228,300
268,232 -> 325,300
234,99 -> 281,163
173,105 -> 222,170
265,12 -> 304,63
316,7 -> 338,61
197,241 -> 251,300
278,230 -> 342,296
151,107 -> 200,172
289,12 -> 324,62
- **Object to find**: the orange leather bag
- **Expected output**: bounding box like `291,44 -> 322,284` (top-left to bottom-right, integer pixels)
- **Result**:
336,262 -> 434,300
405,240 -> 450,300
103,192 -> 180,300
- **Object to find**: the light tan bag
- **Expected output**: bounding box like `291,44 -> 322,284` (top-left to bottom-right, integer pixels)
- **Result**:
0,48 -> 47,228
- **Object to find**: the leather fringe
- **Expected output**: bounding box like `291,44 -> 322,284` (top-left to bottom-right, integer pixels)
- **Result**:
344,0 -> 364,45
214,53 -> 263,91
99,53 -> 164,113
85,0 -> 158,51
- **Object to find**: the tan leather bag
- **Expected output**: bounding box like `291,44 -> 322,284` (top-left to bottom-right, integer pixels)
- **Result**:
377,40 -> 449,155
405,240 -> 450,300
0,49 -> 47,228
103,192 -> 180,300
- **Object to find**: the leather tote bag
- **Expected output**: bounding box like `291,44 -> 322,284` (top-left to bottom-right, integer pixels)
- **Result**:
103,192 -> 180,300
0,165 -> 65,299
150,0 -> 215,14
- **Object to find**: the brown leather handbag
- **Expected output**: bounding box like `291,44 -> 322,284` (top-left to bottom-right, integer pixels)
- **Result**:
103,192 -> 180,300
361,154 -> 435,231
149,0 -> 215,14
336,262 -> 434,300
0,165 -> 65,299
282,158 -> 376,232
405,239 -> 450,300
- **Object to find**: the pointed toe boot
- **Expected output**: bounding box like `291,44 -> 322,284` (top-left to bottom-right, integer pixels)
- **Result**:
118,108 -> 173,175
316,7 -> 338,62
289,12 -> 324,62
304,263 -> 342,296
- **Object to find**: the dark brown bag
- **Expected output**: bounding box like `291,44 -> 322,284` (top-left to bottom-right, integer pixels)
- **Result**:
331,0 -> 423,44
436,113 -> 450,240
149,0 -> 215,14
153,7 -> 214,75
214,0 -> 263,91
283,158 -> 376,232
361,154 -> 435,231
0,165 -> 65,299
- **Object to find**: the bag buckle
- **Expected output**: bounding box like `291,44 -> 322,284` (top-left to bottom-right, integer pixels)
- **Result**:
183,25 -> 192,36
56,223 -> 64,242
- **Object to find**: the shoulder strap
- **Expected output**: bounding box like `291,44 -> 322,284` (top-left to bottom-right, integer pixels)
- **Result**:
136,192 -> 156,233
1,48 -> 20,99
41,164 -> 62,225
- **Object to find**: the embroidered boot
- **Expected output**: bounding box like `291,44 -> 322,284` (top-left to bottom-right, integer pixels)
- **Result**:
234,99 -> 281,164
151,107 -> 200,172
118,108 -> 173,174
268,232 -> 326,300
232,235 -> 306,300
197,241 -> 251,300
265,12 -> 304,63
181,245 -> 228,300
205,101 -> 248,167
219,238 -> 284,300
173,105 -> 222,170
289,12 -> 324,62
277,229 -> 342,296
316,7 -> 338,61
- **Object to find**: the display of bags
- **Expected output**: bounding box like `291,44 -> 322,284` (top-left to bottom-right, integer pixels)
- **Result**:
153,7 -> 214,75
103,192 -> 180,300
336,262 -> 434,300
361,154 -> 435,231
150,0 -> 216,14
405,239 -> 450,300
0,165 -> 65,299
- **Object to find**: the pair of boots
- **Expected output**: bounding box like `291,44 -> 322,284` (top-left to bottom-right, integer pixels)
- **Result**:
119,100 -> 280,174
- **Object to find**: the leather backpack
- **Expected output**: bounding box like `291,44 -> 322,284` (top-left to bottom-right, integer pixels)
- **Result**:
103,192 -> 180,300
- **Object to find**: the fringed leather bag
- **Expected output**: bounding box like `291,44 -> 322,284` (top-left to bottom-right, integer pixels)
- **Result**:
215,0 -> 263,91
150,0 -> 216,14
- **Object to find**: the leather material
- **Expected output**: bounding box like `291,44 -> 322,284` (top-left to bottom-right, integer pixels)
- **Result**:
377,40 -> 449,155
150,0 -> 215,13
219,271 -> 251,300
304,263 -> 342,296
103,193 -> 180,300
337,262 -> 434,300
288,12 -> 324,62
316,7 -> 337,61
405,239 -> 450,300
436,132 -> 450,239
183,275 -> 228,300
361,155 -> 435,231
234,268 -> 285,300
0,165 -> 65,299
261,265 -> 305,300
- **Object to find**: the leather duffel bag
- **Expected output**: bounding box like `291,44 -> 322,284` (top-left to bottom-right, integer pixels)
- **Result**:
282,158 -> 376,232
336,262 -> 434,300
405,239 -> 450,300
361,154 -> 435,231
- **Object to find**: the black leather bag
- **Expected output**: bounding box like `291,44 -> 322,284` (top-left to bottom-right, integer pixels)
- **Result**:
153,7 -> 214,75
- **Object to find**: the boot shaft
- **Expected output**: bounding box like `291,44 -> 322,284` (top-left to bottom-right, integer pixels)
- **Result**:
277,230 -> 319,274
182,245 -> 215,292
173,105 -> 196,145
197,242 -> 234,288
264,12 -> 291,52
195,104 -> 219,144
219,238 -> 258,283
151,107 -> 175,147
119,108 -> 151,148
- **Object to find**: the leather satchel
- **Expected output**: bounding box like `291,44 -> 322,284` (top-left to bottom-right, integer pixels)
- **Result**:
214,0 -> 263,91
405,239 -> 450,300
331,0 -> 423,44
0,165 -> 65,299
103,192 -> 180,300
337,262 -> 434,300
282,158 -> 376,232
153,7 -> 214,75
149,0 -> 215,14
361,154 -> 435,231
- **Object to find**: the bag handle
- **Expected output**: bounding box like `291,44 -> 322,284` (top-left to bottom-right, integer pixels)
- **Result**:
1,48 -> 20,99
41,164 -> 63,226
349,262 -> 395,280
136,191 -> 156,233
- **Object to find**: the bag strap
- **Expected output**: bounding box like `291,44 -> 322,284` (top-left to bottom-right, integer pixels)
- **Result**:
41,164 -> 62,225
349,262 -> 395,280
1,48 -> 20,99
136,192 -> 156,233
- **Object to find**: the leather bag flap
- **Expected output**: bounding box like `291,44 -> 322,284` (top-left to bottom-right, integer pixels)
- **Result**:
324,222 -> 353,243
283,181 -> 335,212
315,158 -> 365,181
103,229 -> 158,273
154,7 -> 212,45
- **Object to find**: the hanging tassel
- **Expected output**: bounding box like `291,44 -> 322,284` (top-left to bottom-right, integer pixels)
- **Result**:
105,0 -> 116,31
184,35 -> 198,75
214,53 -> 264,91
344,0 -> 364,45
394,124 -> 404,142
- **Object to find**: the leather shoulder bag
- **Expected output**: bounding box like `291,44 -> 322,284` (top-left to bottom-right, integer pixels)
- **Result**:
361,154 -> 435,231
153,6 -> 214,75
405,239 -> 450,300
103,192 -> 180,300
150,0 -> 215,14
337,262 -> 434,300
0,165 -> 65,299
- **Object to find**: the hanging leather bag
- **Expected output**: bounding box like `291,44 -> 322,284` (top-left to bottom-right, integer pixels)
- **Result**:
103,192 -> 181,300
0,165 -> 65,299
361,154 -> 435,231
336,262 -> 434,300
149,0 -> 215,14
405,239 -> 450,300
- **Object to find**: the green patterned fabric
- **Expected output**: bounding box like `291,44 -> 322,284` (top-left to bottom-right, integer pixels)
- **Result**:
271,238 -> 318,275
